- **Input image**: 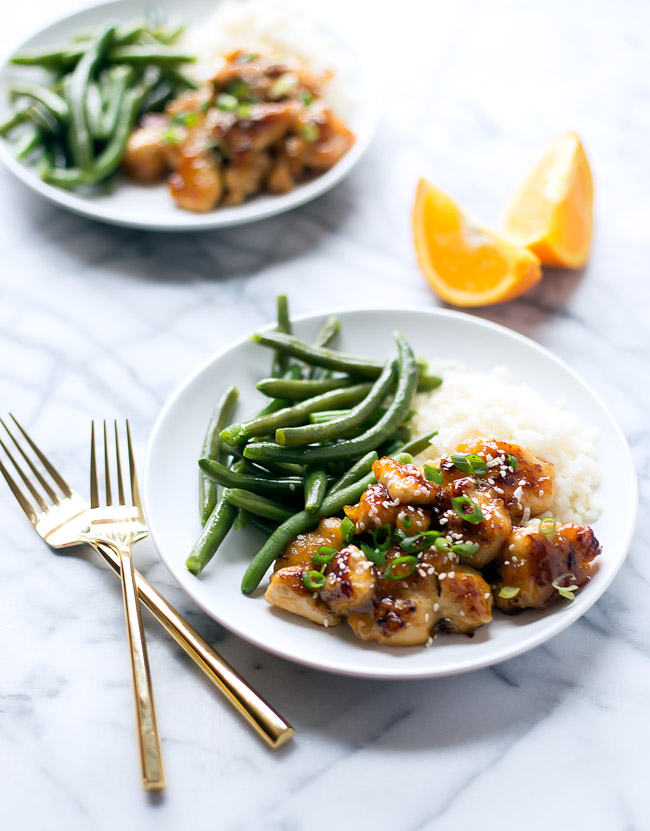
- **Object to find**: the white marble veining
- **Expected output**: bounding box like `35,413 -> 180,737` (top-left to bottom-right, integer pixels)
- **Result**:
1,0 -> 649,828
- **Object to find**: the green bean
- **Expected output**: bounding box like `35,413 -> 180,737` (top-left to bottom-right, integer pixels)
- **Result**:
313,315 -> 340,348
304,465 -> 327,513
243,334 -> 417,464
276,359 -> 395,447
326,451 -> 378,497
240,451 -> 414,593
0,107 -> 30,135
199,458 -> 303,500
251,330 -> 385,379
97,65 -> 135,138
152,20 -> 187,44
164,66 -> 200,90
223,489 -> 293,523
185,493 -> 237,576
85,83 -> 103,137
256,376 -> 355,400
309,409 -> 352,423
199,385 -> 239,525
67,24 -> 116,172
417,373 -> 443,391
25,103 -> 60,134
14,127 -> 43,159
107,45 -> 196,65
220,382 -> 373,445
272,294 -> 292,377
392,429 -> 439,457
9,83 -> 69,122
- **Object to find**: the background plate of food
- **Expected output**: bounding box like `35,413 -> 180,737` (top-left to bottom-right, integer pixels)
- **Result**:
0,0 -> 379,229
144,306 -> 637,679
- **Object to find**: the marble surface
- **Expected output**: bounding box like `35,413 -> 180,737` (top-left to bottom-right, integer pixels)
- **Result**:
1,0 -> 648,828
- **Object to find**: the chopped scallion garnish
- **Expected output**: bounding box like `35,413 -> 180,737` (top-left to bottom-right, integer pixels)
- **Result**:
361,542 -> 386,566
552,573 -> 578,600
401,514 -> 412,530
373,523 -> 392,552
399,530 -> 442,553
299,123 -> 319,143
302,570 -> 326,590
384,555 -> 418,581
340,516 -> 355,544
498,586 -> 520,599
538,516 -> 557,536
451,452 -> 488,475
451,496 -> 484,524
423,464 -> 443,484
451,542 -> 479,557
507,454 -> 519,470
311,545 -> 337,565
299,90 -> 314,106
216,93 -> 238,111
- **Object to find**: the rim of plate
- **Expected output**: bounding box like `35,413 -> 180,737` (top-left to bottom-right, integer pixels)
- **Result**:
144,306 -> 638,679
0,0 -> 381,231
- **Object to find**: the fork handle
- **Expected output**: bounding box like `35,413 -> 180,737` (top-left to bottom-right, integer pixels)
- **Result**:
93,542 -> 295,749
104,541 -> 165,791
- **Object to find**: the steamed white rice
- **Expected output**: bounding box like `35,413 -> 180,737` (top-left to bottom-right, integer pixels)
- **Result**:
182,1 -> 356,117
411,363 -> 601,524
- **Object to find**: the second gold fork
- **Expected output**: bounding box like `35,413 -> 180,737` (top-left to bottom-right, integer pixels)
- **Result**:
88,420 -> 165,791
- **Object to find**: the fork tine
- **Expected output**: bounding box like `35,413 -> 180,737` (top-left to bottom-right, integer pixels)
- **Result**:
125,420 -> 142,510
0,436 -> 48,512
90,421 -> 99,508
0,453 -> 37,523
2,417 -> 59,504
103,420 -> 112,506
9,414 -> 73,498
114,421 -> 126,506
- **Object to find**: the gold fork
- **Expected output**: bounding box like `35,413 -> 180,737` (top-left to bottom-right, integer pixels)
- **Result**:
88,420 -> 164,791
0,415 -> 295,750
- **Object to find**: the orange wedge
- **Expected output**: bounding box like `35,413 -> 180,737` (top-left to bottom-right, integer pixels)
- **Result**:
502,132 -> 593,269
413,178 -> 542,307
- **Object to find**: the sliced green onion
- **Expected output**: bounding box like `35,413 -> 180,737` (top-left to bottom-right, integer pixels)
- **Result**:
162,127 -> 182,145
538,516 -> 557,536
172,111 -> 199,126
434,537 -> 449,551
227,81 -> 251,98
303,570 -> 326,590
451,452 -> 487,475
311,545 -> 337,565
299,123 -> 319,143
451,496 -> 484,524
399,530 -> 442,553
299,90 -> 314,106
237,102 -> 252,119
340,516 -> 355,544
217,92 -> 238,111
451,542 -> 479,557
507,454 -> 519,469
373,523 -> 393,552
498,586 -> 520,599
552,573 -> 578,600
423,464 -> 443,484
401,514 -> 412,530
361,543 -> 385,566
384,555 -> 418,581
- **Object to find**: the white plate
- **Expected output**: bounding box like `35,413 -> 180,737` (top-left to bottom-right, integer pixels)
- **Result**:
0,0 -> 379,230
144,308 -> 637,679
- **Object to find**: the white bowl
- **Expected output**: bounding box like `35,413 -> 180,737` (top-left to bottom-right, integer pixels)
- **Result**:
144,308 -> 637,679
0,0 -> 379,230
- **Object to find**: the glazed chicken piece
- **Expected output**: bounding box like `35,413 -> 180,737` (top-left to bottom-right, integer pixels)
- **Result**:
373,456 -> 441,506
436,478 -> 512,568
348,591 -> 438,647
222,102 -> 296,160
222,152 -> 272,206
343,483 -> 399,533
168,123 -> 223,212
274,516 -> 344,570
495,521 -> 601,613
122,116 -> 169,182
450,438 -> 556,522
436,566 -> 493,634
292,104 -> 355,169
321,545 -> 376,616
265,566 -> 341,626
